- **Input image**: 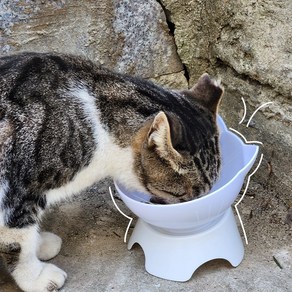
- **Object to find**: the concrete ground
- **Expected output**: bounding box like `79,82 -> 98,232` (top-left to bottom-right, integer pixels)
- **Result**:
0,179 -> 291,292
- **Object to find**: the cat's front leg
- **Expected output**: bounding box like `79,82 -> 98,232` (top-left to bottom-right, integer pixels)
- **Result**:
0,225 -> 67,292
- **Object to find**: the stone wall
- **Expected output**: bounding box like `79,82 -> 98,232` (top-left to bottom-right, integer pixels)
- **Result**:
159,0 -> 292,222
0,0 -> 187,87
1,0 -> 291,222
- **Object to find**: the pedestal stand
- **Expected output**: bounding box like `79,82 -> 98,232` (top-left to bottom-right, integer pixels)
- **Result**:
128,207 -> 244,282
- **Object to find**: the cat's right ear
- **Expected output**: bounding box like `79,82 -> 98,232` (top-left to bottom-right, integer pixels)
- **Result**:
181,73 -> 224,114
147,112 -> 182,166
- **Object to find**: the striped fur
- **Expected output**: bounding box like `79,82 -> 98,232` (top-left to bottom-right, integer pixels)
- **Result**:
0,52 -> 223,291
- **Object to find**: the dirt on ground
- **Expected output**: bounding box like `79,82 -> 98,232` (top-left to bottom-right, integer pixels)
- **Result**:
0,177 -> 291,291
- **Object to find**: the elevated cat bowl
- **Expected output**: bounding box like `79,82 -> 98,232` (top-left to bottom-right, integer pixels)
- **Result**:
114,116 -> 259,281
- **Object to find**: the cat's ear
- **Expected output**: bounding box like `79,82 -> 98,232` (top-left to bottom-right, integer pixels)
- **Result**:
182,73 -> 223,114
147,111 -> 182,165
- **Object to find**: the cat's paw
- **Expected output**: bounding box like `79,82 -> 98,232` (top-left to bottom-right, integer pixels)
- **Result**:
37,232 -> 62,261
35,263 -> 67,292
16,263 -> 67,292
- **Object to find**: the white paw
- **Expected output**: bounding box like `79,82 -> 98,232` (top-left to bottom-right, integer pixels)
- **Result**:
36,263 -> 67,292
37,232 -> 62,261
17,263 -> 67,292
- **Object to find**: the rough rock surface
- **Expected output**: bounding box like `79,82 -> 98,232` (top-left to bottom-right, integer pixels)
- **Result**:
0,0 -> 185,87
161,0 -> 292,230
160,0 -> 291,117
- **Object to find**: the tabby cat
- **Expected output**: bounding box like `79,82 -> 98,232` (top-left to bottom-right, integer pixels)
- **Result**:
0,52 -> 223,291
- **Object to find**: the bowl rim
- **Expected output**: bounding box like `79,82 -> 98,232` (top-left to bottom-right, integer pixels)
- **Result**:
115,116 -> 259,208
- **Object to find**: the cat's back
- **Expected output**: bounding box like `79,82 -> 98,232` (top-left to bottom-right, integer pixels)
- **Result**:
0,51 -> 99,75
0,52 -> 101,98
0,52 -> 105,136
0,53 -> 102,192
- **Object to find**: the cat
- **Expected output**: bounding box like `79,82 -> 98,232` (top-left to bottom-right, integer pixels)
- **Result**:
0,52 -> 223,291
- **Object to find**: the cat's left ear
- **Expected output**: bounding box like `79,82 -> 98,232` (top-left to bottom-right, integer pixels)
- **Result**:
147,111 -> 182,164
181,73 -> 224,114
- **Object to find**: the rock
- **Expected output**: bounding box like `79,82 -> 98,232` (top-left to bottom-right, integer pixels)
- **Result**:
160,0 -> 291,117
112,0 -> 183,79
150,70 -> 188,89
159,0 -> 233,84
161,0 -> 292,218
214,0 -> 292,98
0,0 -> 186,87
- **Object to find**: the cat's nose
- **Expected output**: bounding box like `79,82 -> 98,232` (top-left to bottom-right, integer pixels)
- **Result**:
150,196 -> 167,204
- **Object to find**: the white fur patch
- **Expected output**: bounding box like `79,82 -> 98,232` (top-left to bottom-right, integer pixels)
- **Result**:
1,225 -> 66,291
45,86 -> 143,205
0,224 -> 38,245
71,84 -> 101,144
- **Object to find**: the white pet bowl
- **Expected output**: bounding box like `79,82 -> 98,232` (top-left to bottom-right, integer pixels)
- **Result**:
114,116 -> 259,281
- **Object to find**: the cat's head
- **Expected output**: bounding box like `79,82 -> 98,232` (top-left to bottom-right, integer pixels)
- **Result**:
132,73 -> 224,204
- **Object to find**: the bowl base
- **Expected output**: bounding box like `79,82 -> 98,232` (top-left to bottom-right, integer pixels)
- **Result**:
128,207 -> 244,282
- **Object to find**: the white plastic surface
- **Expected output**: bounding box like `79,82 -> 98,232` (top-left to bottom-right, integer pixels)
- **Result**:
128,208 -> 244,282
114,115 -> 259,281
